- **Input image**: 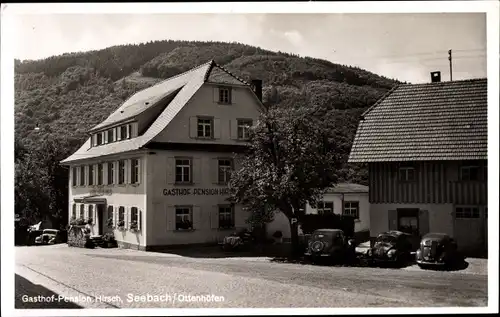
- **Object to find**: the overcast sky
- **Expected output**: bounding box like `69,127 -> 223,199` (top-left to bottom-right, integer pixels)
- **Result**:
12,13 -> 486,84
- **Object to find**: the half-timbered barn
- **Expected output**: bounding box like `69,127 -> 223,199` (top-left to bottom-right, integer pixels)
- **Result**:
349,76 -> 487,255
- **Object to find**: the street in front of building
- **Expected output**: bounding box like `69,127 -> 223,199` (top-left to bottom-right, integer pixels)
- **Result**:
15,245 -> 487,308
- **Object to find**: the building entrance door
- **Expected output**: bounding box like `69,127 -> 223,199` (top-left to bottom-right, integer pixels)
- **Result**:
97,204 -> 105,236
397,208 -> 420,249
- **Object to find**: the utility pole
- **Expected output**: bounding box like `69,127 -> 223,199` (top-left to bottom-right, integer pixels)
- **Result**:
448,49 -> 453,81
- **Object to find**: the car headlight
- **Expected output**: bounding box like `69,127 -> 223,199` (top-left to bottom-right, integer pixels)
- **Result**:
387,249 -> 397,258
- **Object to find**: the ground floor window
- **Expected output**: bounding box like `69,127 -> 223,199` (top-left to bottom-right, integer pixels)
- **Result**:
118,207 -> 125,227
79,204 -> 84,219
219,205 -> 235,229
176,206 -> 193,230
317,201 -> 334,214
72,204 -> 76,219
456,206 -> 480,218
107,206 -> 113,228
343,201 -> 359,219
130,207 -> 140,231
88,205 -> 94,223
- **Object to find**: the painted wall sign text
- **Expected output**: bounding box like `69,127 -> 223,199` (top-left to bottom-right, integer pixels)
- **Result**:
163,188 -> 235,196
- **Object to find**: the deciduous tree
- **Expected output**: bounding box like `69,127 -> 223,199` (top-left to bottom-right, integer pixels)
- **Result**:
229,104 -> 344,257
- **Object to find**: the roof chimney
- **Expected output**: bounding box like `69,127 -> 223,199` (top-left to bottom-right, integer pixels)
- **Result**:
431,71 -> 441,83
251,79 -> 262,102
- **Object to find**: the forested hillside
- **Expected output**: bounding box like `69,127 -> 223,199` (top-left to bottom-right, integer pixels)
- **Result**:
14,40 -> 400,226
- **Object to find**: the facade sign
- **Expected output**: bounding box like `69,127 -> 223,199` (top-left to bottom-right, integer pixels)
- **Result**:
163,188 -> 235,196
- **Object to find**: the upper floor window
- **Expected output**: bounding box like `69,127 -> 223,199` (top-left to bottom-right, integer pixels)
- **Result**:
218,87 -> 231,104
343,201 -> 359,219
107,129 -> 115,143
218,159 -> 232,184
88,165 -> 94,186
317,201 -> 334,214
72,167 -> 77,187
398,166 -> 415,182
197,118 -> 213,138
237,119 -> 252,140
79,204 -> 84,218
460,165 -> 480,181
97,163 -> 103,185
107,162 -> 114,185
79,167 -> 85,186
118,160 -> 125,184
96,133 -> 103,145
131,159 -> 140,184
175,159 -> 191,183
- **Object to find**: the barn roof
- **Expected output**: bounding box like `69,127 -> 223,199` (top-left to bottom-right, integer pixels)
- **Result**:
348,78 -> 487,163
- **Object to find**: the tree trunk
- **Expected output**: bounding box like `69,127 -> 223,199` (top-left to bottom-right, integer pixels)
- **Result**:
289,218 -> 300,259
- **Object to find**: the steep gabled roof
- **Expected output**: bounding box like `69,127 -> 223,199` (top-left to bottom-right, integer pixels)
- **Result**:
61,60 -> 254,164
348,78 -> 487,163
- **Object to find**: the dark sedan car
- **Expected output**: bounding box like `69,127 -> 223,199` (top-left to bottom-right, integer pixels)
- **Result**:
304,229 -> 356,263
416,233 -> 461,268
365,231 -> 414,266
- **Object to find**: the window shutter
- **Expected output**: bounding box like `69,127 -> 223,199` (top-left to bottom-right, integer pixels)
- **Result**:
230,119 -> 238,140
213,118 -> 221,139
138,209 -> 142,232
92,134 -> 97,146
126,207 -> 130,229
166,205 -> 175,231
211,158 -> 219,184
137,158 -> 142,184
193,205 -> 201,230
189,116 -> 198,138
213,87 -> 219,103
388,210 -> 398,231
229,87 -> 234,104
103,163 -> 108,185
126,124 -> 131,139
116,127 -> 122,141
103,131 -> 108,144
166,157 -> 175,185
211,205 -> 219,229
192,157 -> 201,184
419,209 -> 429,236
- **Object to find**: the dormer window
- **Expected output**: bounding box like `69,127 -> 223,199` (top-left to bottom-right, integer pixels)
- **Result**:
108,129 -> 114,143
120,126 -> 127,140
218,87 -> 231,104
96,133 -> 103,145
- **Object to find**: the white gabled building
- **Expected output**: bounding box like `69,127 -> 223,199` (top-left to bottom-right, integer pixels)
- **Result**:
61,60 -> 265,251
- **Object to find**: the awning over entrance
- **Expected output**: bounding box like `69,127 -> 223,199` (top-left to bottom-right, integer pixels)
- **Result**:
74,195 -> 107,204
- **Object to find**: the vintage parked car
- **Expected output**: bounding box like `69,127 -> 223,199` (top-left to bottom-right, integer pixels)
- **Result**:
34,229 -> 62,245
304,229 -> 356,263
365,231 -> 414,266
416,233 -> 462,268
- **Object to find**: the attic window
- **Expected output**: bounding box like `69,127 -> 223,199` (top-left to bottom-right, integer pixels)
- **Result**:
218,87 -> 231,104
398,166 -> 416,182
